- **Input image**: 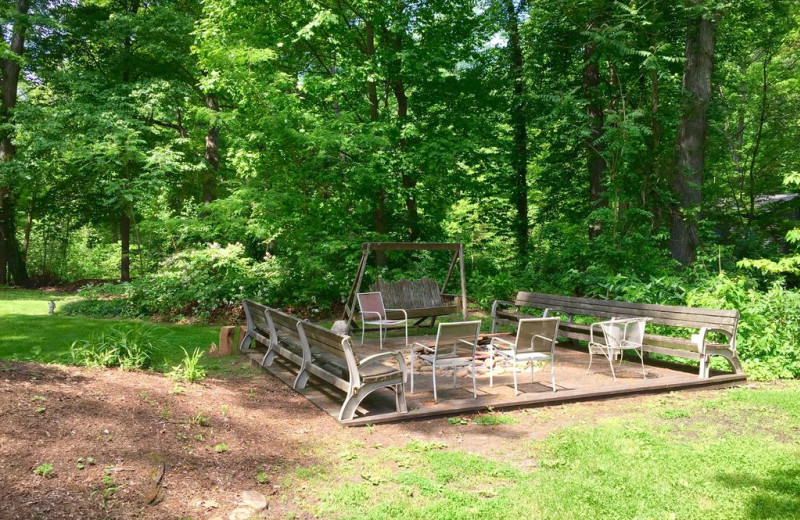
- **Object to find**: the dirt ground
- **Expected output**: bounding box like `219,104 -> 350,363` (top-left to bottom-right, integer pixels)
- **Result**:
0,357 -> 674,520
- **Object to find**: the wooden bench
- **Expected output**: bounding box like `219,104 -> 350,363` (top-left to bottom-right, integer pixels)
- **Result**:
239,299 -> 271,353
261,307 -> 408,421
491,292 -> 744,379
370,277 -> 458,326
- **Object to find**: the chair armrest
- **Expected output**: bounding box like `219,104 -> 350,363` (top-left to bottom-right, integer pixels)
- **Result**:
457,338 -> 477,357
490,337 -> 514,348
385,308 -> 408,321
359,350 -> 407,382
410,341 -> 433,353
589,320 -> 612,344
360,310 -> 384,320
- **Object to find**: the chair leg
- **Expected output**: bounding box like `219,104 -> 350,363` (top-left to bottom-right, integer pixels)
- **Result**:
472,363 -> 477,399
608,350 -> 617,381
360,322 -> 365,346
410,349 -> 415,394
378,323 -> 383,349
432,362 -> 438,402
550,360 -> 556,392
512,356 -> 519,396
587,347 -> 594,373
452,367 -> 457,388
637,349 -> 646,379
489,346 -> 494,387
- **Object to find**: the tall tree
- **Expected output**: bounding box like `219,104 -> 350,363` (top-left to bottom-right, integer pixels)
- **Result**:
671,1 -> 721,265
503,0 -> 529,259
0,0 -> 32,286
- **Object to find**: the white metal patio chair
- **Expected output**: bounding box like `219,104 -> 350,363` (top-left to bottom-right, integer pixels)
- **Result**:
409,320 -> 481,401
357,292 -> 408,350
588,317 -> 650,381
489,317 -> 559,395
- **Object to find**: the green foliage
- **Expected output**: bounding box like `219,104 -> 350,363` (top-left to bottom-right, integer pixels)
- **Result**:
70,324 -> 163,370
34,463 -> 54,478
126,243 -> 278,321
687,275 -> 800,380
167,347 -> 207,383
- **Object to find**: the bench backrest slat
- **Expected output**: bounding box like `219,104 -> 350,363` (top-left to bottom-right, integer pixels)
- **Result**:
243,299 -> 270,329
300,321 -> 347,357
370,277 -> 443,309
267,307 -> 303,344
514,291 -> 738,333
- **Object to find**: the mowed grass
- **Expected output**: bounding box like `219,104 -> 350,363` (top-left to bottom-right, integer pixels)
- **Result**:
0,288 -> 218,368
293,386 -> 800,520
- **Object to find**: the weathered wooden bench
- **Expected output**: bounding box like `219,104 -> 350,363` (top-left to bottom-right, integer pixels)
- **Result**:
239,299 -> 271,353
261,306 -> 408,421
491,291 -> 744,379
370,277 -> 458,326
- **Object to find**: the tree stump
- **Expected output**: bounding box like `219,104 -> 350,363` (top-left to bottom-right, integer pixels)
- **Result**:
217,326 -> 236,357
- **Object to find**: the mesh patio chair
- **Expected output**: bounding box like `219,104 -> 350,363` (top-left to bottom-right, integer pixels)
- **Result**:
489,317 -> 559,395
588,317 -> 650,380
409,320 -> 481,402
357,292 -> 408,350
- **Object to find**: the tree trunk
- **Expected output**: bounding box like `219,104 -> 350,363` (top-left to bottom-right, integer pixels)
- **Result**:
0,0 -> 32,286
365,15 -> 386,266
120,205 -> 131,282
118,0 -> 139,281
583,26 -> 605,240
671,3 -> 719,265
203,94 -> 220,204
385,2 -> 420,242
504,0 -> 529,261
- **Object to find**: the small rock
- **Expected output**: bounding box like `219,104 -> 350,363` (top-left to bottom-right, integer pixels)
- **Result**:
229,506 -> 257,520
240,490 -> 267,510
455,369 -> 469,378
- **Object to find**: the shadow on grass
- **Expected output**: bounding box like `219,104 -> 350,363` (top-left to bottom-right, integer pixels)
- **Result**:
0,287 -> 72,300
718,466 -> 800,519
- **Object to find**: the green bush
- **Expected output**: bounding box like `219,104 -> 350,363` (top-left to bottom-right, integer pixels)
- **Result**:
127,243 -> 278,321
60,298 -> 135,318
687,275 -> 800,380
70,324 -> 163,370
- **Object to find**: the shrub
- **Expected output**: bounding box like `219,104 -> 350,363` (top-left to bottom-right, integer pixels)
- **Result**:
70,324 -> 162,370
127,243 -> 278,321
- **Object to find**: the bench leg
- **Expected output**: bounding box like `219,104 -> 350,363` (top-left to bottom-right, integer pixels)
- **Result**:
262,348 -> 276,367
340,381 -> 404,421
293,366 -> 310,389
395,383 -> 408,414
238,332 -> 253,353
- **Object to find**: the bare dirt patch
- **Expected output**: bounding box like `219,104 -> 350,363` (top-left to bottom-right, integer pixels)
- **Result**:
0,359 -> 717,519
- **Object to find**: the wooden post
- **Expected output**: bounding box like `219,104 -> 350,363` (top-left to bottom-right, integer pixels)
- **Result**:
218,326 -> 236,357
459,243 -> 467,319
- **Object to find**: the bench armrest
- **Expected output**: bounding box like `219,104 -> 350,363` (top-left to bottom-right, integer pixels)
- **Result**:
359,350 -> 407,382
490,300 -> 517,333
692,327 -> 735,354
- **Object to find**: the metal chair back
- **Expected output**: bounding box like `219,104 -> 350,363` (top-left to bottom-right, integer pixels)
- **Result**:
516,317 -> 560,354
600,318 -> 647,350
433,321 -> 481,358
357,292 -> 386,320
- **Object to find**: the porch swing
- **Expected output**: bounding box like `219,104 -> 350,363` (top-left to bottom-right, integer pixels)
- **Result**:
342,242 -> 469,331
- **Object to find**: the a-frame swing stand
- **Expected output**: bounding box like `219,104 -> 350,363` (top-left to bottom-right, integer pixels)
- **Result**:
342,242 -> 468,331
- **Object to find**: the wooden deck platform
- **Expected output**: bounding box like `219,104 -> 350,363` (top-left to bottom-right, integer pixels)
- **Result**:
248,333 -> 747,427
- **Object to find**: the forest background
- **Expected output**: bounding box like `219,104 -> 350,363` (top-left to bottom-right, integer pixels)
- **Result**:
1,0 -> 799,379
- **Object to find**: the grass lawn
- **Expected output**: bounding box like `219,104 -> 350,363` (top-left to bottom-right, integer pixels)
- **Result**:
0,288 -> 219,368
294,385 -> 800,520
